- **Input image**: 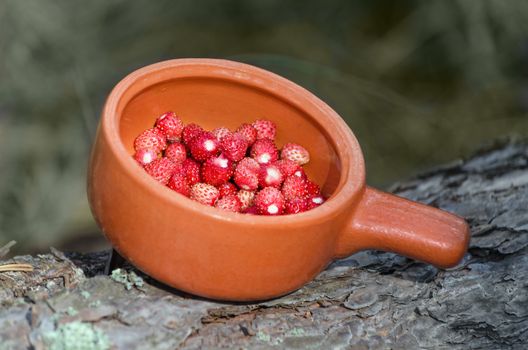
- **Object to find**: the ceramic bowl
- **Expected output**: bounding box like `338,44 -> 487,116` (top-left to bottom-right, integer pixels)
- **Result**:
87,59 -> 470,301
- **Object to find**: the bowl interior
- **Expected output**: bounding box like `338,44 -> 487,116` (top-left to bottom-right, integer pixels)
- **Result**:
119,77 -> 342,196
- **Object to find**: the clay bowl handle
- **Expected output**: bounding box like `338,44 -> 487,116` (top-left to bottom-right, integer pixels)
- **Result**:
335,187 -> 470,268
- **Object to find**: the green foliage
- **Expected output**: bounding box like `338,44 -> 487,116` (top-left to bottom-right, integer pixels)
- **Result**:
0,0 -> 527,252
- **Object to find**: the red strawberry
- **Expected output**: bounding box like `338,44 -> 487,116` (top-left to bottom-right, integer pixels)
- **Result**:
217,182 -> 237,198
284,197 -> 309,214
242,205 -> 259,215
234,157 -> 260,190
252,119 -> 276,140
133,148 -> 158,166
258,164 -> 284,188
307,195 -> 325,209
189,132 -> 220,162
305,180 -> 321,196
282,176 -> 308,200
190,183 -> 219,206
155,112 -> 184,142
221,132 -> 248,162
167,171 -> 190,197
182,123 -> 205,145
235,123 -> 257,146
237,189 -> 256,210
212,127 -> 232,142
274,159 -> 301,177
215,194 -> 242,212
201,154 -> 234,186
281,143 -> 310,165
134,128 -> 167,153
250,139 -> 279,165
164,142 -> 187,163
255,187 -> 285,215
144,157 -> 177,185
181,158 -> 201,185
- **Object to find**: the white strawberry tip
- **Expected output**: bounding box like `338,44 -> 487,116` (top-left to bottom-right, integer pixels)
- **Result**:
141,153 -> 154,164
267,204 -> 279,214
312,196 -> 324,204
204,140 -> 216,151
265,168 -> 280,183
258,153 -> 271,164
215,157 -> 229,168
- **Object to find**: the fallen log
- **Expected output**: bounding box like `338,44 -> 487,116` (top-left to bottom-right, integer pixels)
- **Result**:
1,140 -> 527,349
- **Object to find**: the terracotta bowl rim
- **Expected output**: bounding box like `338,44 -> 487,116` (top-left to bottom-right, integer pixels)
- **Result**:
101,58 -> 365,225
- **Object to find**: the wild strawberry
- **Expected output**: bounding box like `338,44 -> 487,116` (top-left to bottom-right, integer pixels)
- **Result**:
134,148 -> 157,166
305,180 -> 321,196
217,182 -> 237,198
182,123 -> 205,145
212,127 -> 232,142
221,132 -> 248,162
144,157 -> 177,185
133,114 -> 326,215
181,158 -> 201,185
250,139 -> 279,165
282,176 -> 308,200
155,112 -> 184,142
237,189 -> 256,210
242,205 -> 259,215
215,194 -> 242,212
274,159 -> 301,177
281,143 -> 310,165
164,142 -> 187,163
284,197 -> 309,214
258,164 -> 284,188
252,119 -> 276,140
234,157 -> 260,190
134,128 -> 167,153
235,123 -> 257,146
190,183 -> 219,206
167,171 -> 190,197
189,132 -> 220,162
201,154 -> 234,186
255,187 -> 285,215
307,195 -> 326,209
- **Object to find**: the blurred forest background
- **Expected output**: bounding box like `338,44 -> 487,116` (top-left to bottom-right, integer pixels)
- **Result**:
1,0 -> 528,254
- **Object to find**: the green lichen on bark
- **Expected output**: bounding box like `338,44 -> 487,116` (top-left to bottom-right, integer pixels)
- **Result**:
110,268 -> 144,290
43,321 -> 110,350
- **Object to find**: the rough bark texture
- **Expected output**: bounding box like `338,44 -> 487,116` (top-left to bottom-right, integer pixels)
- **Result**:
1,141 -> 527,349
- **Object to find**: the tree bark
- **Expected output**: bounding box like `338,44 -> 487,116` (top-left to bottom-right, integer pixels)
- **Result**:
1,140 -> 527,349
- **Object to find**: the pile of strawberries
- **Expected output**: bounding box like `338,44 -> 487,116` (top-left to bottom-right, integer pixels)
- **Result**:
133,112 -> 325,215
